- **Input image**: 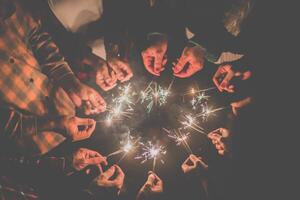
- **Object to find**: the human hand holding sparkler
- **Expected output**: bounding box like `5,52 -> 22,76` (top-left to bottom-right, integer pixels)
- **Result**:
173,46 -> 205,78
72,148 -> 108,172
61,77 -> 106,115
181,154 -> 208,174
213,64 -> 251,93
94,61 -> 118,91
78,53 -> 118,91
95,165 -> 125,191
108,57 -> 133,83
208,128 -> 231,156
137,171 -> 163,200
62,116 -> 96,142
141,34 -> 168,76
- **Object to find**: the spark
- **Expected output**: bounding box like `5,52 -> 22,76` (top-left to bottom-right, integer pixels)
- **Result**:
139,80 -> 173,113
164,128 -> 193,154
180,114 -> 206,135
103,84 -> 135,126
107,133 -> 140,158
184,87 -> 216,96
135,141 -> 167,172
191,92 -> 210,110
196,103 -> 226,122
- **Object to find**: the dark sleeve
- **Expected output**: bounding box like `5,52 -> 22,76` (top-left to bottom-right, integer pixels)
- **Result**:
187,0 -> 237,60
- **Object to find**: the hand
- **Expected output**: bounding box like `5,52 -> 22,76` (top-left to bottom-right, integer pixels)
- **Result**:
95,165 -> 125,190
94,62 -> 118,91
213,64 -> 252,93
62,116 -> 96,142
173,46 -> 205,78
207,128 -> 231,156
62,78 -> 106,115
137,171 -> 163,198
108,57 -> 133,83
181,154 -> 208,173
72,148 -> 108,172
231,97 -> 252,116
141,36 -> 168,76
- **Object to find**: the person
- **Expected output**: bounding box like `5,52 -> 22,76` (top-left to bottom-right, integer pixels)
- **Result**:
180,154 -> 209,200
0,147 -> 125,199
0,0 -> 106,154
136,171 -> 163,200
129,0 -> 246,78
37,0 -> 133,91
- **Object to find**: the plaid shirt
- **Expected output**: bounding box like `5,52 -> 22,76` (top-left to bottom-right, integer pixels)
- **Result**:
0,1 -> 76,154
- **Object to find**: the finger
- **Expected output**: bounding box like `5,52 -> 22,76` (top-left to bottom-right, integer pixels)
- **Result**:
183,156 -> 192,165
146,173 -> 156,185
69,92 -> 82,107
76,117 -> 95,126
103,165 -> 116,178
153,54 -> 164,74
215,144 -> 223,150
213,67 -> 225,92
142,52 -> 159,76
86,156 -> 107,166
173,55 -> 188,74
242,70 -> 252,80
231,97 -> 252,109
220,71 -> 235,91
118,61 -> 133,82
114,165 -> 125,181
208,133 -> 222,142
162,56 -> 168,67
174,62 -> 200,78
218,150 -> 225,155
85,119 -> 96,136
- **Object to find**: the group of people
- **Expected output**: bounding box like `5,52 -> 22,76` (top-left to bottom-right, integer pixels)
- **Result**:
0,0 -> 259,199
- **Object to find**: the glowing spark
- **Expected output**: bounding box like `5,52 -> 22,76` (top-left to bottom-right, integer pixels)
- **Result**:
191,92 -> 210,110
135,141 -> 166,172
164,128 -> 193,154
107,134 -> 139,158
139,80 -> 173,113
103,84 -> 135,126
180,114 -> 206,135
196,103 -> 226,122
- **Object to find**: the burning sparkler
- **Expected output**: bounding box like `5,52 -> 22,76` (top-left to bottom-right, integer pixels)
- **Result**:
196,102 -> 226,122
102,84 -> 136,126
180,114 -> 206,135
164,128 -> 193,154
107,133 -> 140,160
139,80 -> 173,113
135,141 -> 167,172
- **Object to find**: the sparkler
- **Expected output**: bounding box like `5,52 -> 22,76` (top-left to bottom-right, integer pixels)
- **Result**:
164,128 -> 193,154
139,80 -> 173,113
180,114 -> 206,135
101,84 -> 136,126
107,133 -> 140,160
196,102 -> 226,122
135,141 -> 167,172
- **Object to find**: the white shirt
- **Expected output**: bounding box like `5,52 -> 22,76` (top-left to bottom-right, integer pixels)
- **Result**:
48,0 -> 106,59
